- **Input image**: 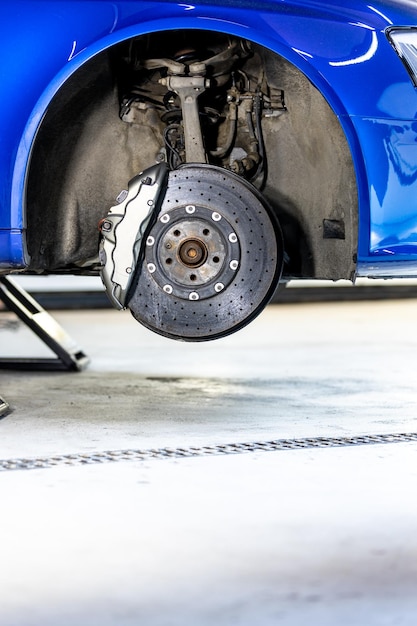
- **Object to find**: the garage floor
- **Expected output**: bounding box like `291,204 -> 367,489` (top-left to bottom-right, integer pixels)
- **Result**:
1,299 -> 417,625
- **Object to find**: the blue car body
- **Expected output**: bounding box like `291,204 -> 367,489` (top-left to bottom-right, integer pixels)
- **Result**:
2,0 -> 417,338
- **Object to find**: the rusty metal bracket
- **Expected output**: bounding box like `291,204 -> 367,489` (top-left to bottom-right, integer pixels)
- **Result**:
0,276 -> 89,371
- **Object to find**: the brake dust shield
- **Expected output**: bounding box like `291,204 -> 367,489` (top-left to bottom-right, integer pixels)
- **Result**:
127,165 -> 283,341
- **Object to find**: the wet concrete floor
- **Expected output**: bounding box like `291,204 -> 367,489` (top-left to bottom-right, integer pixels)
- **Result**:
1,300 -> 417,625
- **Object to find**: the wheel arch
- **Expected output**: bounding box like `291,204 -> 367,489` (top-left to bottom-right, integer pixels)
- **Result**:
19,16 -> 365,279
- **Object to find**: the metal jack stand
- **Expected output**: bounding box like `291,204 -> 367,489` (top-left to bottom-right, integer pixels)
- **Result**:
0,276 -> 90,372
0,395 -> 8,417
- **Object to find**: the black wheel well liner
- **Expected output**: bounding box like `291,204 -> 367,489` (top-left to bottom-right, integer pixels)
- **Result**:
25,29 -> 358,281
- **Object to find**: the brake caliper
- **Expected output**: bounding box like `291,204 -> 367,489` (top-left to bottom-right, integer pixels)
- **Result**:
99,162 -> 169,309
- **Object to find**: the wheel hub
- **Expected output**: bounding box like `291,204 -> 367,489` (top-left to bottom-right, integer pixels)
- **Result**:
145,206 -> 241,300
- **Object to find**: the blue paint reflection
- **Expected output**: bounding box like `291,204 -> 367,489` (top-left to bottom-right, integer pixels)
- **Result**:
386,123 -> 417,185
370,83 -> 417,253
329,29 -> 378,67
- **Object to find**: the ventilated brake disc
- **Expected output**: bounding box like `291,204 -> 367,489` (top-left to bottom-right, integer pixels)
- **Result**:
127,164 -> 283,341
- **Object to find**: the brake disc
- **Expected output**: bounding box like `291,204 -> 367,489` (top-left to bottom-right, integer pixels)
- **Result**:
127,164 -> 283,341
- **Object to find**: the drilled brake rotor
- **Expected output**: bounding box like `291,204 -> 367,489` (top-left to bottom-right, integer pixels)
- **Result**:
127,165 -> 283,341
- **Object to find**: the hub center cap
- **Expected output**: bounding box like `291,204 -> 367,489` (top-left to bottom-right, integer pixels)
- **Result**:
178,238 -> 208,267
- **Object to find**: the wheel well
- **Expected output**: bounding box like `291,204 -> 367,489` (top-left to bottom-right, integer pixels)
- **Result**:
25,29 -> 358,280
